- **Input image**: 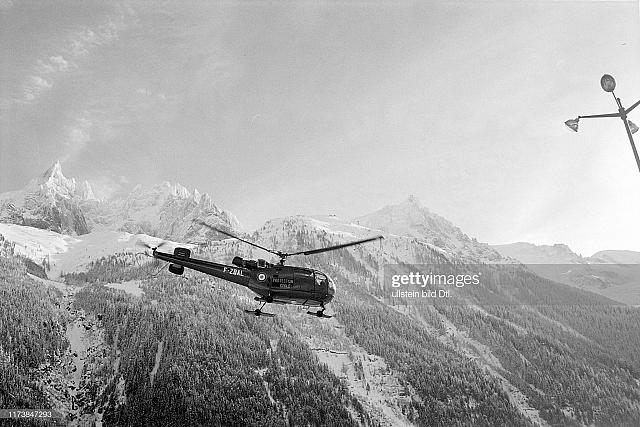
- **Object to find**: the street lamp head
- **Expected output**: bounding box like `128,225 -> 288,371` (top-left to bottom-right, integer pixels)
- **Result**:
564,118 -> 579,132
600,74 -> 616,92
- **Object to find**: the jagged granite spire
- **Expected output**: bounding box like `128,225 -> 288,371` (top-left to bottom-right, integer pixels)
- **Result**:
0,161 -> 89,235
0,161 -> 242,240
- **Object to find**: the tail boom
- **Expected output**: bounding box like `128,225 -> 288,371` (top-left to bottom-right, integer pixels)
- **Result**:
153,250 -> 251,287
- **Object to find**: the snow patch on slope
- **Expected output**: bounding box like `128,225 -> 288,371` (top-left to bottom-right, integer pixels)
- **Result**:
296,315 -> 416,427
0,223 -> 78,261
105,280 -> 145,297
0,223 -> 192,279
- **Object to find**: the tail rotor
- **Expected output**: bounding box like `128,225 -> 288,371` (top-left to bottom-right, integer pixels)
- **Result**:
135,240 -> 170,277
136,240 -> 169,252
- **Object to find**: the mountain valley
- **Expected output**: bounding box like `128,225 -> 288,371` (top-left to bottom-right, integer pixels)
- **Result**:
1,163 -> 639,426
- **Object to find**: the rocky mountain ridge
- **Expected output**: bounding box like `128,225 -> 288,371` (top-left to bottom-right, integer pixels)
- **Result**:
492,241 -> 640,305
2,168 -> 640,426
0,162 -> 240,242
0,162 -> 91,235
354,195 -> 502,262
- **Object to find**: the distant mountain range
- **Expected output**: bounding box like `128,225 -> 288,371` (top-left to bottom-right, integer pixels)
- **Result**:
1,161 -> 638,305
492,242 -> 640,305
0,161 -> 240,242
492,241 -> 640,265
3,162 -> 640,425
0,162 -> 91,235
355,195 -> 501,262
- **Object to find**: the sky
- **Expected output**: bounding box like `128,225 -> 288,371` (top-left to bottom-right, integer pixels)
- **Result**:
1,0 -> 639,256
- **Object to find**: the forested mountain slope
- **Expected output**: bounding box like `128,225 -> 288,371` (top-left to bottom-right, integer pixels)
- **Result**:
1,198 -> 639,426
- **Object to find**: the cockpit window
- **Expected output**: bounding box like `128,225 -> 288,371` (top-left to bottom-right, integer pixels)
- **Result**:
315,272 -> 328,287
296,268 -> 314,276
327,275 -> 336,296
315,272 -> 336,296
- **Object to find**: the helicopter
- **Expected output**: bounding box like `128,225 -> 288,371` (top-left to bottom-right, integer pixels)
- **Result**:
144,222 -> 383,318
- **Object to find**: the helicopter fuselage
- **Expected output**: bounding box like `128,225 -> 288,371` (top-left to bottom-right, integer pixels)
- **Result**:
152,248 -> 335,308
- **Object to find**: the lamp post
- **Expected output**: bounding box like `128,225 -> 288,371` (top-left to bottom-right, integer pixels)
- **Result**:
565,74 -> 640,172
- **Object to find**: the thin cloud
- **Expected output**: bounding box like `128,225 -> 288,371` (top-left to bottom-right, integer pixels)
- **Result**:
69,28 -> 96,56
50,55 -> 71,71
61,117 -> 92,162
23,76 -> 52,102
136,88 -> 168,102
17,8 -> 133,104
0,0 -> 13,11
86,175 -> 126,200
66,12 -> 128,57
36,55 -> 74,74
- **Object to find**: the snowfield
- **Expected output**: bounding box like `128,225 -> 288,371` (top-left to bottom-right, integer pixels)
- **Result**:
0,223 -> 79,262
0,223 -> 191,279
105,280 -> 145,297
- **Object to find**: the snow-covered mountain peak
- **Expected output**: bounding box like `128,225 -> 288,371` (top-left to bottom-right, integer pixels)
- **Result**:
0,161 -> 89,235
96,179 -> 242,241
156,181 -> 191,199
492,242 -> 583,264
590,250 -> 640,264
0,163 -> 241,240
354,197 -> 502,262
356,196 -> 453,237
76,180 -> 97,201
28,162 -> 97,203
406,194 -> 422,207
33,160 -> 78,200
199,192 -> 212,205
124,181 -> 221,214
40,160 -> 64,181
138,181 -> 205,205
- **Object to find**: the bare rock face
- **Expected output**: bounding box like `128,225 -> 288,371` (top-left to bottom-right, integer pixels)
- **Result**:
355,195 -> 502,262
0,162 -> 90,235
112,181 -> 242,242
0,161 -> 241,242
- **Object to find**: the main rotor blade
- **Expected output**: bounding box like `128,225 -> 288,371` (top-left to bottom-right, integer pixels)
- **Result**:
195,220 -> 281,256
288,235 -> 384,256
136,240 -> 169,250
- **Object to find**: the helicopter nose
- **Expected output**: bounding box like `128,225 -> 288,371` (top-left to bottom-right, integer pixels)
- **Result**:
327,276 -> 336,297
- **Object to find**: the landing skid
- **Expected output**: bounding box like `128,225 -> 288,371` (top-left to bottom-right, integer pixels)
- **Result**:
244,301 -> 275,317
244,308 -> 275,317
307,309 -> 332,319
